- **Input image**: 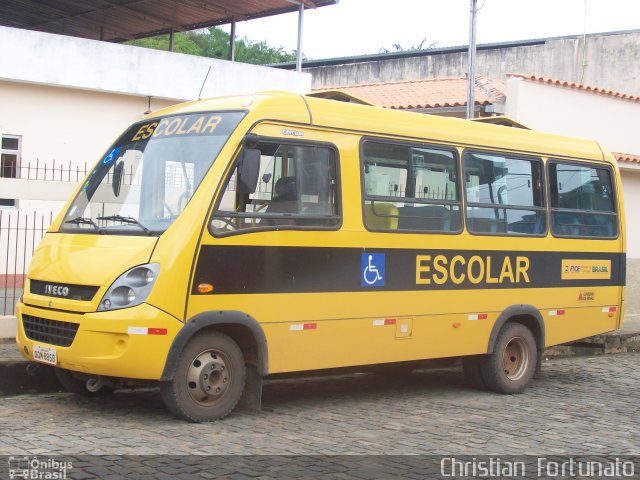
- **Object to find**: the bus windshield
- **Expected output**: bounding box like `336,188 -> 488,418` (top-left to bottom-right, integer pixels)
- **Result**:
62,111 -> 245,235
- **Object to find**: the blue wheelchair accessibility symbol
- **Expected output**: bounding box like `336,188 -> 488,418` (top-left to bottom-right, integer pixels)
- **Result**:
102,146 -> 120,165
361,253 -> 385,287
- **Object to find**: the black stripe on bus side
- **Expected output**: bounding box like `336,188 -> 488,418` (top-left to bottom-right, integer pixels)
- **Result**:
192,245 -> 624,295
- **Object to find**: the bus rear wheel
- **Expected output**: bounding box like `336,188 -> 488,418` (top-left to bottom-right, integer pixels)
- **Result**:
480,322 -> 537,394
161,331 -> 246,422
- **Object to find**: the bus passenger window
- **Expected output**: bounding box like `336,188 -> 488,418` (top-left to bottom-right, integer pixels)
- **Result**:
210,142 -> 340,234
362,141 -> 461,233
463,152 -> 546,236
548,162 -> 617,238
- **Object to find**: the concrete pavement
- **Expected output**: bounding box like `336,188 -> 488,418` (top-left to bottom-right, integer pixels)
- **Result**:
0,318 -> 638,478
0,315 -> 16,339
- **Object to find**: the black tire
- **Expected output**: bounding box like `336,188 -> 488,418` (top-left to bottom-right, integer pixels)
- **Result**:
462,356 -> 487,390
479,322 -> 537,394
160,331 -> 246,422
55,368 -> 115,396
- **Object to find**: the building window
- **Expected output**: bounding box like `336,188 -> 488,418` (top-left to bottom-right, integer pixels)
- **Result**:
1,135 -> 21,207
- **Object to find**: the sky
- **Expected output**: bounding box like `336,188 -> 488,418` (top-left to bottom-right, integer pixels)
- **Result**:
220,0 -> 640,60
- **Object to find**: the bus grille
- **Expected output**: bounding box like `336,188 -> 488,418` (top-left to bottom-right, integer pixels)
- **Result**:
30,280 -> 99,301
22,315 -> 79,347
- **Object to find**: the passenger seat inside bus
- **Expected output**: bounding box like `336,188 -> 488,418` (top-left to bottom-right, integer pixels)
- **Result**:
552,212 -> 581,236
365,203 -> 398,230
397,205 -> 451,231
264,176 -> 299,225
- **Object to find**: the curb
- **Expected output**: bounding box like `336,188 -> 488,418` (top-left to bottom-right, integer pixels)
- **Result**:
0,315 -> 17,339
0,361 -> 61,396
0,338 -> 62,396
544,332 -> 640,358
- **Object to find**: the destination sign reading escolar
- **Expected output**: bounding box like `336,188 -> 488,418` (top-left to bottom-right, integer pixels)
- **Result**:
131,114 -> 223,141
416,254 -> 530,285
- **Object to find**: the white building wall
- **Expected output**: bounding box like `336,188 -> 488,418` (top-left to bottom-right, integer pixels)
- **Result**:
0,25 -> 312,302
0,25 -> 312,174
621,169 -> 640,315
505,78 -> 640,154
0,25 -> 311,211
0,26 -> 311,100
620,168 -> 640,259
0,81 -> 176,172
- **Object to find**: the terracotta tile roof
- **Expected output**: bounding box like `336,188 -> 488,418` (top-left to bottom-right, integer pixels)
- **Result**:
508,74 -> 640,102
614,152 -> 640,164
311,76 -> 506,110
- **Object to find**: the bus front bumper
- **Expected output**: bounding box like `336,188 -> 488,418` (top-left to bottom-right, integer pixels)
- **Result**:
15,302 -> 183,380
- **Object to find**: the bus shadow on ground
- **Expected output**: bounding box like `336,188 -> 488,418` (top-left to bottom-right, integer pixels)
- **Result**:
55,363 -> 587,421
62,366 -> 475,419
261,366 -> 468,407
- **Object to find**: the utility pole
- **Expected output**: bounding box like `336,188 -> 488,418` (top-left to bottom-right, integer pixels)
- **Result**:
466,0 -> 478,119
229,18 -> 236,61
296,2 -> 304,72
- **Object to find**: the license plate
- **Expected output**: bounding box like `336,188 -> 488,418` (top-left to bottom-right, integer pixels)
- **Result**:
33,344 -> 57,365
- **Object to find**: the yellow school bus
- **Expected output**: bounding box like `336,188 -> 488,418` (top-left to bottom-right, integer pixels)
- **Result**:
15,92 -> 625,422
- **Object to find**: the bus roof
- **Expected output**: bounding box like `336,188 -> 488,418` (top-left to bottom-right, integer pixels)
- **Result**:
150,91 -> 606,162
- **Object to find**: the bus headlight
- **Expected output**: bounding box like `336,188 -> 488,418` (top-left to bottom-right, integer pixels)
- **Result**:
98,263 -> 160,311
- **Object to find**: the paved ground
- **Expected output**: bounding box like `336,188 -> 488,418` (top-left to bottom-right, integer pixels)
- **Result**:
0,354 -> 638,457
1,322 -> 639,478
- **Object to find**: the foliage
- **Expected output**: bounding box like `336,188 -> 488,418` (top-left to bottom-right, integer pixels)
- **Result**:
126,27 -> 297,65
379,38 -> 438,54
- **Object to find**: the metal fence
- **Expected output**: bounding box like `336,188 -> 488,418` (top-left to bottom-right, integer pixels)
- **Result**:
0,210 -> 53,315
8,159 -> 181,187
6,159 -> 90,182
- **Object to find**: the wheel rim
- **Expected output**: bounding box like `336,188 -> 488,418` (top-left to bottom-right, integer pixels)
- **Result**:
502,336 -> 529,381
186,349 -> 232,406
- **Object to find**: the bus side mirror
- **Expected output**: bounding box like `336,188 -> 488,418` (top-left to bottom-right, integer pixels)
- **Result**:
112,160 -> 124,197
237,148 -> 260,194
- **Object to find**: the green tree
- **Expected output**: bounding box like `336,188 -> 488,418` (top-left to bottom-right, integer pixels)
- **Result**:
187,27 -> 229,58
236,39 -> 297,65
126,27 -> 296,65
379,38 -> 438,54
127,32 -> 203,56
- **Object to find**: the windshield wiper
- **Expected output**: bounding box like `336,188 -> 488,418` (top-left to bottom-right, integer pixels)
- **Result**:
96,215 -> 151,235
64,216 -> 103,233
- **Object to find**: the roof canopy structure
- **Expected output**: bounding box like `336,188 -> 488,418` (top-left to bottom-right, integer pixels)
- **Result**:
0,0 -> 336,42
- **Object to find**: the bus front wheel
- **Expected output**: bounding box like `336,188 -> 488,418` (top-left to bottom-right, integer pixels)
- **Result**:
161,331 -> 246,422
480,322 -> 537,394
